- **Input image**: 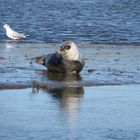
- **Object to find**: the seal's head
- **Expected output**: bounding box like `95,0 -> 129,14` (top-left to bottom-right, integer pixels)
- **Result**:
59,41 -> 82,62
3,24 -> 9,29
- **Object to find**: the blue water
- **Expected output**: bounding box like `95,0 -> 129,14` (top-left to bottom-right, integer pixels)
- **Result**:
0,0 -> 140,44
0,85 -> 140,140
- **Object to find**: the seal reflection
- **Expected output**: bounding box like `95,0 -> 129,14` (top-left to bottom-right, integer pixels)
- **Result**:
31,72 -> 84,118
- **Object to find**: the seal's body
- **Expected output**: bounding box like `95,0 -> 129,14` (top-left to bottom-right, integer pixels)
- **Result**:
37,41 -> 85,73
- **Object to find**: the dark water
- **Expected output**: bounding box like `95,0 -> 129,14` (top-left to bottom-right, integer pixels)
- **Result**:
1,0 -> 140,44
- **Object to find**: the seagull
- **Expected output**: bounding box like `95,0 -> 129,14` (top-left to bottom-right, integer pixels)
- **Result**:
3,24 -> 29,40
36,41 -> 85,73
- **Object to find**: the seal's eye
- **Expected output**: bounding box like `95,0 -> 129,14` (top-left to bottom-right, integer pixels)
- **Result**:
64,45 -> 71,50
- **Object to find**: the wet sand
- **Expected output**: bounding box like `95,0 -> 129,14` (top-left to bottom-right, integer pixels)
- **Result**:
0,42 -> 140,89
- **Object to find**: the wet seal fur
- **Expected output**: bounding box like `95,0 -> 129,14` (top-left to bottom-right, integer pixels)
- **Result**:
36,41 -> 85,73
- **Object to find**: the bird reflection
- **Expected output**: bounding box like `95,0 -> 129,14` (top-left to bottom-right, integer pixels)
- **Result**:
4,40 -> 21,49
4,43 -> 16,49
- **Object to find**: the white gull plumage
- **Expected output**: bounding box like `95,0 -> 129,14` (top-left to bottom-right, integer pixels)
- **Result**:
3,24 -> 29,40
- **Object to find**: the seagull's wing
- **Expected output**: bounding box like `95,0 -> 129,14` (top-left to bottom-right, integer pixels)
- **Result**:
9,28 -> 27,38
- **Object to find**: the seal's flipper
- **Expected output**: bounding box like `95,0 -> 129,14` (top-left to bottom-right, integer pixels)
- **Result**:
35,55 -> 45,65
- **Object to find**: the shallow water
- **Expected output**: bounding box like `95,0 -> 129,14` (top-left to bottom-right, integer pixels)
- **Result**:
1,0 -> 140,44
0,85 -> 140,140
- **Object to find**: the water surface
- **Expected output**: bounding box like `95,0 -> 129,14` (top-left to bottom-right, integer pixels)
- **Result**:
0,0 -> 140,44
0,85 -> 140,140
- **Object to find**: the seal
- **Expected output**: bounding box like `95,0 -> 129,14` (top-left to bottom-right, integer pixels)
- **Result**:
36,41 -> 85,73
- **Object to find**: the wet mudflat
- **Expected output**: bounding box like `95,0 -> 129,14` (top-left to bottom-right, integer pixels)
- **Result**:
0,42 -> 140,88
